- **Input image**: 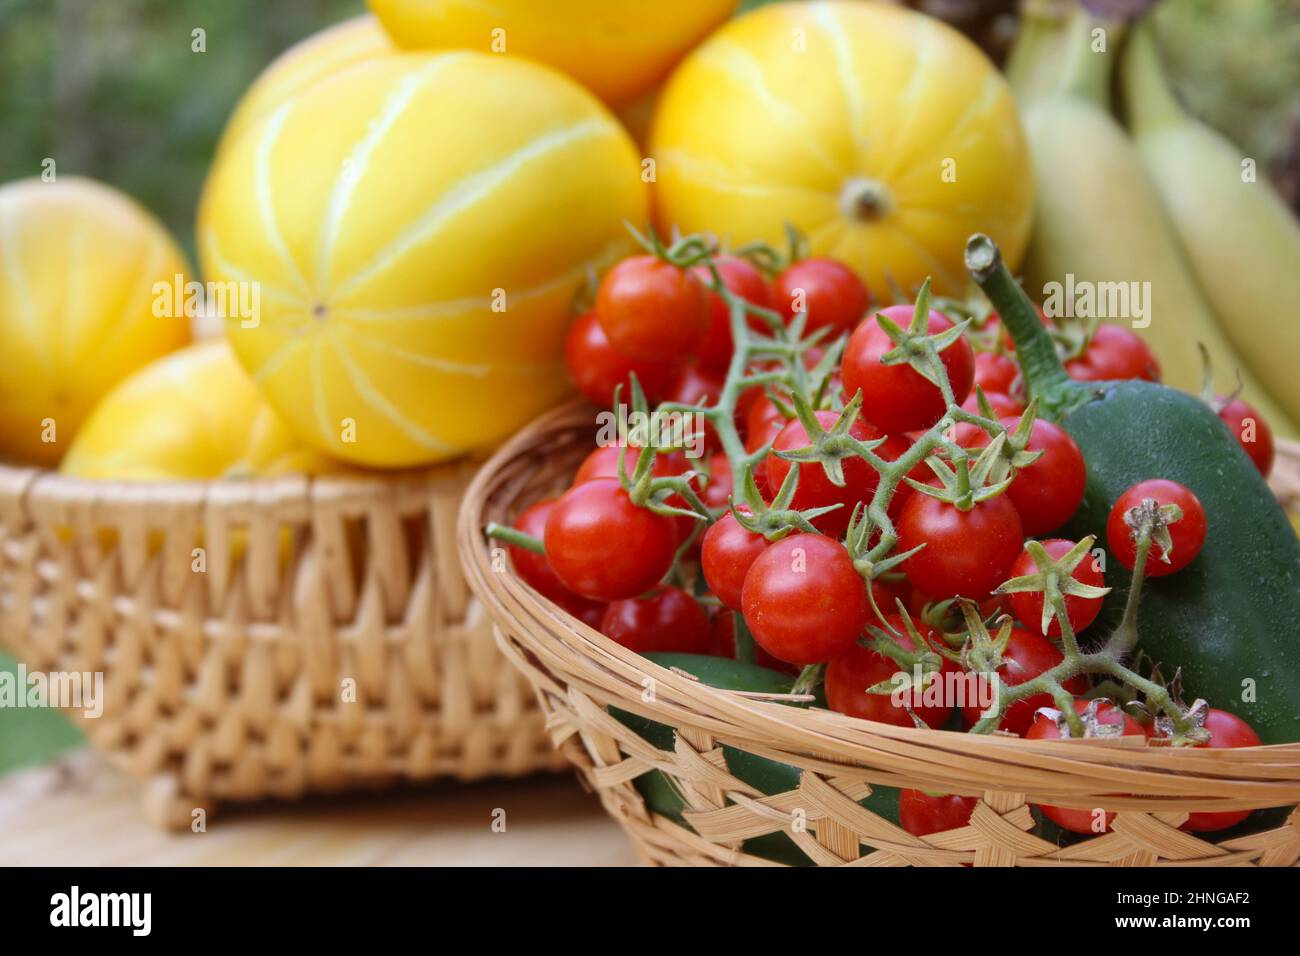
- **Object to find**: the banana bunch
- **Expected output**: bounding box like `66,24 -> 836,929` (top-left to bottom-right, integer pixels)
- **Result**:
1007,1 -> 1300,437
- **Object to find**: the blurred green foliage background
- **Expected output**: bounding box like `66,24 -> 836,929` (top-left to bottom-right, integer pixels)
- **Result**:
2,0 -> 1297,264
0,0 -> 364,262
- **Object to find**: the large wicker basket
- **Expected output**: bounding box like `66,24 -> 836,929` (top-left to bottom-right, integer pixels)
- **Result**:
459,403 -> 1300,867
0,460 -> 566,828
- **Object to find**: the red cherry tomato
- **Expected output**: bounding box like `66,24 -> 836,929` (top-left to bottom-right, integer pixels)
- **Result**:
897,492 -> 1024,600
573,444 -> 677,485
701,510 -> 768,610
707,609 -> 800,674
973,351 -> 1020,396
595,255 -> 710,361
700,453 -> 734,512
600,586 -> 712,655
543,478 -> 678,601
743,390 -> 791,448
956,417 -> 1086,536
1178,709 -> 1262,832
664,361 -> 725,453
771,257 -> 870,335
692,255 -> 771,369
764,410 -> 884,536
573,444 -> 698,544
825,614 -> 957,728
507,499 -> 608,626
843,306 -> 975,434
741,535 -> 868,665
1024,699 -> 1148,834
564,310 -> 677,407
997,418 -> 1087,536
1105,479 -> 1207,577
1065,324 -> 1160,382
960,390 -> 1023,419
962,628 -> 1089,735
1216,395 -> 1274,477
1008,539 -> 1106,638
899,789 -> 978,836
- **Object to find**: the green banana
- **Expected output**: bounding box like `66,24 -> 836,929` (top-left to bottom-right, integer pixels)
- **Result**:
1010,5 -> 1297,437
1122,20 -> 1300,421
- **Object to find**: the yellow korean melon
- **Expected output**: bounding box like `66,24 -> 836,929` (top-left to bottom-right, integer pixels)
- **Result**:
199,52 -> 647,468
367,0 -> 737,106
0,177 -> 191,467
216,15 -> 393,159
61,339 -> 334,480
650,0 -> 1034,296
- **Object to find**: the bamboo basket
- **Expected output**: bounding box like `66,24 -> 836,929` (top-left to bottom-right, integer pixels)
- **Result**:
0,460 -> 566,828
459,403 -> 1300,867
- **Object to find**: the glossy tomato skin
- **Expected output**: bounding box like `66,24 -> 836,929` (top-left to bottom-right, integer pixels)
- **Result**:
701,510 -> 768,610
771,258 -> 870,335
764,410 -> 883,536
564,311 -> 678,407
692,255 -> 771,369
1065,324 -> 1160,382
573,444 -> 698,544
897,492 -> 1024,600
595,255 -> 710,361
973,351 -> 1020,397
707,609 -> 800,674
1105,479 -> 1207,577
574,444 -> 674,485
743,391 -> 791,459
843,306 -> 975,434
741,535 -> 868,665
1180,710 -> 1262,832
664,361 -> 726,453
1217,395 -> 1275,477
1004,418 -> 1087,536
825,615 -> 958,728
508,499 -> 608,626
1008,539 -> 1105,637
960,389 -> 1023,419
544,478 -> 678,601
700,453 -> 734,512
899,789 -> 978,836
962,628 -> 1089,735
1025,700 -> 1148,834
600,586 -> 712,655
957,417 -> 1086,536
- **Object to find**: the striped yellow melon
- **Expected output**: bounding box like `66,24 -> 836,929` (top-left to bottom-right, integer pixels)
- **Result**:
0,177 -> 191,466
199,52 -> 646,467
368,0 -> 737,105
61,339 -> 334,480
217,15 -> 392,159
651,0 -> 1034,296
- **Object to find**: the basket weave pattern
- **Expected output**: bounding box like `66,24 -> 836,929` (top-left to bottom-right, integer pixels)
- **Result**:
459,404 -> 1300,866
0,460 -> 564,827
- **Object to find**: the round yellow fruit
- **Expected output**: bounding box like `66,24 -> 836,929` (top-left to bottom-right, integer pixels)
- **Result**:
0,177 -> 191,467
650,0 -> 1034,296
367,0 -> 737,105
61,339 -> 333,480
199,52 -> 646,468
217,15 -> 392,159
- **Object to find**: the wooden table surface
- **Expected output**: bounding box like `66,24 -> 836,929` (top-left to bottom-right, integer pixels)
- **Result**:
0,750 -> 640,866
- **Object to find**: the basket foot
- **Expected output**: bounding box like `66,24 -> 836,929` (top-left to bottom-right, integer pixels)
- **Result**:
139,775 -> 217,831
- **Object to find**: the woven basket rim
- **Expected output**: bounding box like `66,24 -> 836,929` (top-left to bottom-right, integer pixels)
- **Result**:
0,456 -> 483,498
458,401 -> 1300,813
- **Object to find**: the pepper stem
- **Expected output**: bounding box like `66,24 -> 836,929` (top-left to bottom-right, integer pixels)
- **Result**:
964,235 -> 1072,414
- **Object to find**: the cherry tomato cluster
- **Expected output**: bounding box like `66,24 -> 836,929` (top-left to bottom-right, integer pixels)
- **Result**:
502,239 -> 1262,842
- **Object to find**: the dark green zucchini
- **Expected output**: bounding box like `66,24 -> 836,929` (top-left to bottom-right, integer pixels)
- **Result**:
968,236 -> 1300,744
